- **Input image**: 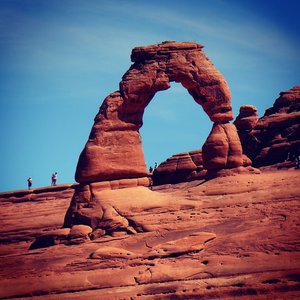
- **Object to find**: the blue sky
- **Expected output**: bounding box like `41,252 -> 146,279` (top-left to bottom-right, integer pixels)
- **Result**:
0,0 -> 299,191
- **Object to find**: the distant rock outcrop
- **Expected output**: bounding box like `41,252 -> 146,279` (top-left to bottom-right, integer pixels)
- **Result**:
153,150 -> 206,185
153,148 -> 258,185
236,86 -> 300,167
234,105 -> 259,131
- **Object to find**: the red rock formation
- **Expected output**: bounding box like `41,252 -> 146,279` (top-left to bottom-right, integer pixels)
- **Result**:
236,86 -> 300,167
75,41 -> 238,184
153,150 -> 206,185
66,41 -> 246,236
234,105 -> 259,131
63,177 -> 150,230
153,147 -> 257,185
75,92 -> 147,183
202,123 -> 243,170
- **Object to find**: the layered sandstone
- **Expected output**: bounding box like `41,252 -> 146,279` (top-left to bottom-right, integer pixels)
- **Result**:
152,150 -> 206,185
236,86 -> 300,167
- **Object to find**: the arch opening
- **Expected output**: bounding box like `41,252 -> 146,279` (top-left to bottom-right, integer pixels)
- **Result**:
140,81 -> 211,170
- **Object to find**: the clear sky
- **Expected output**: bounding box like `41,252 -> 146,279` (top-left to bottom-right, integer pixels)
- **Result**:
0,0 -> 299,192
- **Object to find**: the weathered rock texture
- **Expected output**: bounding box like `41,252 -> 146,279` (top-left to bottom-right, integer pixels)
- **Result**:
234,105 -> 259,131
75,41 -> 242,184
236,86 -> 300,167
202,123 -> 243,170
152,150 -> 206,185
153,148 -> 258,185
1,170 -> 300,299
63,177 -> 151,235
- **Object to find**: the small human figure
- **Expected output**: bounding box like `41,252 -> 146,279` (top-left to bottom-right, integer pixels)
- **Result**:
149,177 -> 153,190
51,172 -> 57,186
154,161 -> 158,169
149,166 -> 153,174
27,177 -> 32,189
295,152 -> 300,170
288,146 -> 300,169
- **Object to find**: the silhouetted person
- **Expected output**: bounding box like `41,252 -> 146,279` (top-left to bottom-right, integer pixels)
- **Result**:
288,146 -> 300,169
27,177 -> 32,189
51,172 -> 57,186
154,161 -> 158,169
295,151 -> 300,170
149,177 -> 153,190
149,166 -> 153,173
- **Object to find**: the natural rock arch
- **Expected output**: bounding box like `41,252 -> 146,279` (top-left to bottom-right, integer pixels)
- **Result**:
75,41 -> 242,184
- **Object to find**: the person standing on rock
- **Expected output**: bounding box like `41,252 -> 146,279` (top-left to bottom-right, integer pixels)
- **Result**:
288,145 -> 300,169
295,150 -> 300,169
51,172 -> 57,186
27,177 -> 32,189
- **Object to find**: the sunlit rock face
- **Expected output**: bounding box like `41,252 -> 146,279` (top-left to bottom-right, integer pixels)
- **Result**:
202,123 -> 243,170
236,86 -> 300,167
75,41 -> 238,184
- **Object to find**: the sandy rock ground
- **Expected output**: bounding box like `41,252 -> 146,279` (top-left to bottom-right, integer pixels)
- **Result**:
0,170 -> 299,299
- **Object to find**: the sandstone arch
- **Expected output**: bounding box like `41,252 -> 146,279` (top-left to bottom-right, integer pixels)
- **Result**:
75,41 -> 242,183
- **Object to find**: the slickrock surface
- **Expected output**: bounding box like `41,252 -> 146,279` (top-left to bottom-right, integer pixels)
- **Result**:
1,170 -> 299,299
0,184 -> 76,245
75,41 -> 242,184
236,86 -> 300,167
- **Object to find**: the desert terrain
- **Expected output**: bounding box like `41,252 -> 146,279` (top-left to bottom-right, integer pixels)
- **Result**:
0,168 -> 299,299
1,42 -> 299,299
